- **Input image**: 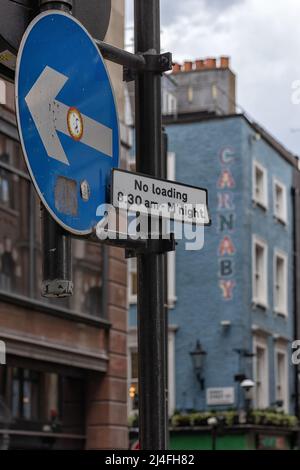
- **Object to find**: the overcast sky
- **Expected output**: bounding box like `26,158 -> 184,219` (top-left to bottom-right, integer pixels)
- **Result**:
126,0 -> 300,156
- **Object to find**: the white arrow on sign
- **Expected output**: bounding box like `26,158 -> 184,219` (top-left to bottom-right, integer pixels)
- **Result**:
25,66 -> 113,166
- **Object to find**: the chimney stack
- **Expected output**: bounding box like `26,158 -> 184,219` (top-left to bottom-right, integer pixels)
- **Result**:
184,61 -> 193,72
195,59 -> 205,70
220,56 -> 230,68
172,63 -> 181,73
205,58 -> 217,69
172,56 -> 231,74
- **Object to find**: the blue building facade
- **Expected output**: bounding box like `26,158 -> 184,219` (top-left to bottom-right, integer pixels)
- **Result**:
128,113 -> 298,417
165,114 -> 296,414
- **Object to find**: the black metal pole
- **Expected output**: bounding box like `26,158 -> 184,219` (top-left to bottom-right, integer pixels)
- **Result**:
41,207 -> 73,298
212,427 -> 217,451
39,0 -> 73,299
162,128 -> 169,447
135,0 -> 167,450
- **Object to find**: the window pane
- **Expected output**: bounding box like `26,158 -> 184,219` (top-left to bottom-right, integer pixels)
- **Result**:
131,272 -> 137,296
277,354 -> 284,399
129,382 -> 139,410
275,183 -> 286,222
130,258 -> 137,298
23,379 -> 32,420
256,346 -> 266,408
45,373 -> 59,421
254,164 -> 266,206
275,255 -> 286,312
0,174 -> 32,297
12,369 -> 20,419
0,135 -> 34,298
255,243 -> 265,302
256,168 -> 263,198
70,239 -> 104,317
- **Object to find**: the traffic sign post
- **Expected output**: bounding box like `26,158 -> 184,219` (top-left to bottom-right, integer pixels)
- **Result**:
38,0 -> 73,298
134,0 -> 168,449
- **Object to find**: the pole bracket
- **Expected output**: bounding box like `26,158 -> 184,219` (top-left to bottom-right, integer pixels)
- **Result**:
123,51 -> 172,82
125,233 -> 176,258
143,51 -> 173,73
88,229 -> 176,257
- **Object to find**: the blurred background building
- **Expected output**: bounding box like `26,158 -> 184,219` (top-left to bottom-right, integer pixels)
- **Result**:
128,57 -> 300,450
0,0 -> 129,450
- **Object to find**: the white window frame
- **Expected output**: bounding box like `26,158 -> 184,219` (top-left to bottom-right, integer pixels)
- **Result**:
253,336 -> 269,409
273,178 -> 287,224
274,345 -> 289,413
252,235 -> 268,308
253,160 -> 268,209
273,249 -> 288,317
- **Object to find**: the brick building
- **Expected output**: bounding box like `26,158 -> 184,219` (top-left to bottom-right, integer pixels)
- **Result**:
0,1 -> 129,450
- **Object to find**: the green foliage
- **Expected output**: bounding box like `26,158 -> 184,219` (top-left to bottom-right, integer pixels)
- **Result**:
171,414 -> 191,427
129,409 -> 298,429
171,409 -> 298,429
248,409 -> 298,428
128,412 -> 139,428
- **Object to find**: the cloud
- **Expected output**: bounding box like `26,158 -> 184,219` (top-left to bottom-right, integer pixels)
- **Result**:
164,0 -> 300,154
126,0 -> 245,27
126,0 -> 300,154
160,0 -> 245,24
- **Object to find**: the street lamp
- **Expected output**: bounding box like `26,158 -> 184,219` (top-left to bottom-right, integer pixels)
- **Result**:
190,340 -> 207,390
207,416 -> 218,451
240,379 -> 255,416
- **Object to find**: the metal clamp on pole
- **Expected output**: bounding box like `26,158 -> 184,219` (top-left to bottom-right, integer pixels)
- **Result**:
123,51 -> 172,82
39,0 -> 74,298
142,51 -> 173,73
125,233 -> 176,259
41,206 -> 73,298
39,0 -> 72,11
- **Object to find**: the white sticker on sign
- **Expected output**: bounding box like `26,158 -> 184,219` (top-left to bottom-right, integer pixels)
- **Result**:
0,50 -> 17,70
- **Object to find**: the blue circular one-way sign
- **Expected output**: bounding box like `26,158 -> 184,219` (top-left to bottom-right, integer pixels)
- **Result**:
15,11 -> 120,235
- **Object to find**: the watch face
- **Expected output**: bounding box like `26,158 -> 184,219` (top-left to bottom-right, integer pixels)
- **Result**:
67,107 -> 83,141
